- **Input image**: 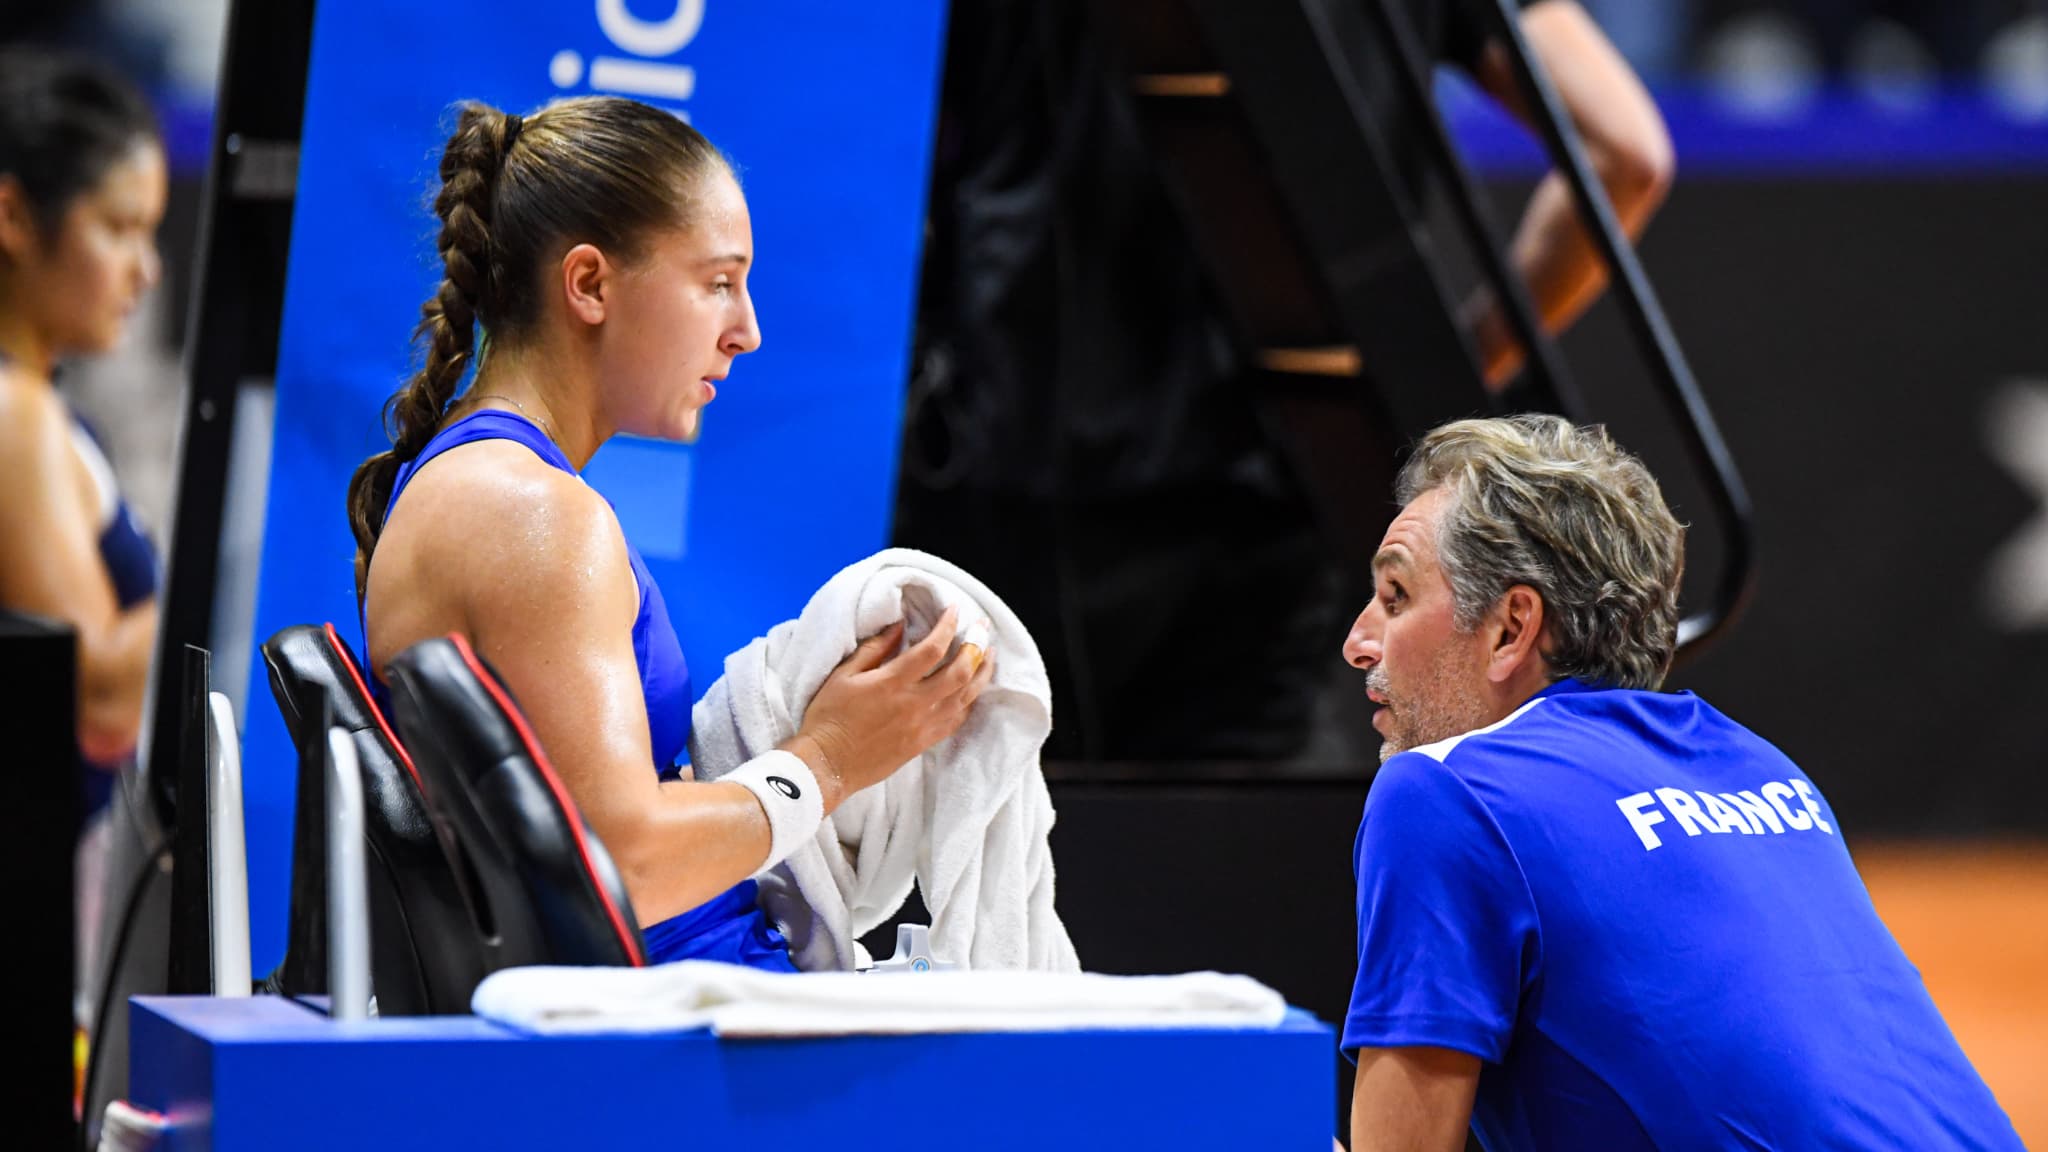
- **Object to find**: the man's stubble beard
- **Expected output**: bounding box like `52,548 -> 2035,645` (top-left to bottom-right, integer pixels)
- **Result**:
1372,641 -> 1492,763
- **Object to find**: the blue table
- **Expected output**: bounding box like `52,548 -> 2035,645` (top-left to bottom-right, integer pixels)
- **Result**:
130,995 -> 1336,1149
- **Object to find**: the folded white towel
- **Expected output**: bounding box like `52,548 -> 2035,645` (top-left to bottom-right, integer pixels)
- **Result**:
472,961 -> 1288,1037
690,548 -> 1079,973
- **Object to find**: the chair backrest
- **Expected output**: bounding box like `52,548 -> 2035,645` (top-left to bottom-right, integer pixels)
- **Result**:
260,623 -> 491,1014
322,726 -> 373,1020
383,633 -> 646,968
167,644 -> 214,995
206,691 -> 251,997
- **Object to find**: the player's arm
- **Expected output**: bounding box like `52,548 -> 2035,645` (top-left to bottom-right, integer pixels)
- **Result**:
453,469 -> 782,922
451,464 -> 992,925
1348,1045 -> 1481,1152
1468,0 -> 1674,386
0,379 -> 157,762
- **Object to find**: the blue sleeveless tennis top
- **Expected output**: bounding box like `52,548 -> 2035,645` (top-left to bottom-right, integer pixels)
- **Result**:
71,409 -> 159,811
380,408 -> 795,970
69,411 -> 159,611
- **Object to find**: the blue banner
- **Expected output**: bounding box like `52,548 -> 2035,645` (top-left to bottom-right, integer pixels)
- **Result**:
242,0 -> 948,968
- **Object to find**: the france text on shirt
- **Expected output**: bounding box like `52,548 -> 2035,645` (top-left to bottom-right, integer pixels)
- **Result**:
1615,780 -> 1833,850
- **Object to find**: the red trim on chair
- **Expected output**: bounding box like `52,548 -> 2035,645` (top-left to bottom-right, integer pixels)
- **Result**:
446,633 -> 646,966
322,623 -> 428,798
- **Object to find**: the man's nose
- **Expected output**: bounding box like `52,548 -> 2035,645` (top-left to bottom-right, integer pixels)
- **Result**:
1343,606 -> 1381,670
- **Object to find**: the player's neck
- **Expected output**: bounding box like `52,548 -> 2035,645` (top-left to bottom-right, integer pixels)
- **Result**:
0,309 -> 54,379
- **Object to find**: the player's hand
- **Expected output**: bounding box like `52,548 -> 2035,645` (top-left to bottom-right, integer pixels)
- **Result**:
784,606 -> 997,812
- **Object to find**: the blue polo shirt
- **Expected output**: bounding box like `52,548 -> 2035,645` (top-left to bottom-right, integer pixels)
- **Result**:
1345,679 -> 2021,1151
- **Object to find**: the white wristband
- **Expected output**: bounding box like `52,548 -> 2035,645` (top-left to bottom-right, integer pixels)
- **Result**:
725,750 -> 825,874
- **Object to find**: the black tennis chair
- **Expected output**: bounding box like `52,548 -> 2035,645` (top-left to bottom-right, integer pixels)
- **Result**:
381,633 -> 646,969
259,623 -> 491,1013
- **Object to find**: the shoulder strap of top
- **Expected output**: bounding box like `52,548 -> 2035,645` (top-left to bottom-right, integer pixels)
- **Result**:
365,407 -> 578,659
384,408 -> 575,519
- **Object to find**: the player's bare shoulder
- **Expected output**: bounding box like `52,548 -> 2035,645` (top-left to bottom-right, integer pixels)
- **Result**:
0,365 -> 67,458
373,437 -> 634,622
0,367 -> 83,524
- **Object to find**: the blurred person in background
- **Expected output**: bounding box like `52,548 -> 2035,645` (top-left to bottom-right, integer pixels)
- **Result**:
0,47 -> 168,1033
1448,0 -> 1678,385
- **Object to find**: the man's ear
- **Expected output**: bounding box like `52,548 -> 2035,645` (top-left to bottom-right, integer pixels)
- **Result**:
1485,584 -> 1547,683
0,176 -> 42,265
558,242 -> 611,327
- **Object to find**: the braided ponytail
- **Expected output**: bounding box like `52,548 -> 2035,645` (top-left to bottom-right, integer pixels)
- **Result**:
346,103 -> 517,599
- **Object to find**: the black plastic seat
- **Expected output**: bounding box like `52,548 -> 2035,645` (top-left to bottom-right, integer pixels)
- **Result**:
383,633 -> 646,968
261,623 -> 491,1013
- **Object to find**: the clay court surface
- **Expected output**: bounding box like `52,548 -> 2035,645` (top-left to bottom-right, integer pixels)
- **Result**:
1860,842 -> 2048,1143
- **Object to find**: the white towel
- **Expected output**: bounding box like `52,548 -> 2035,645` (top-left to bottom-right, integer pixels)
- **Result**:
95,1101 -> 170,1152
690,548 -> 1080,973
472,961 -> 1288,1037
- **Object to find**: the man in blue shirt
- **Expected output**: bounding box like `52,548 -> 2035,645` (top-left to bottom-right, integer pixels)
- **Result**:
1338,415 -> 2021,1151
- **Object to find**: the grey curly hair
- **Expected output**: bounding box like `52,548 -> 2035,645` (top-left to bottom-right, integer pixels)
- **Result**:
1397,415 -> 1685,690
